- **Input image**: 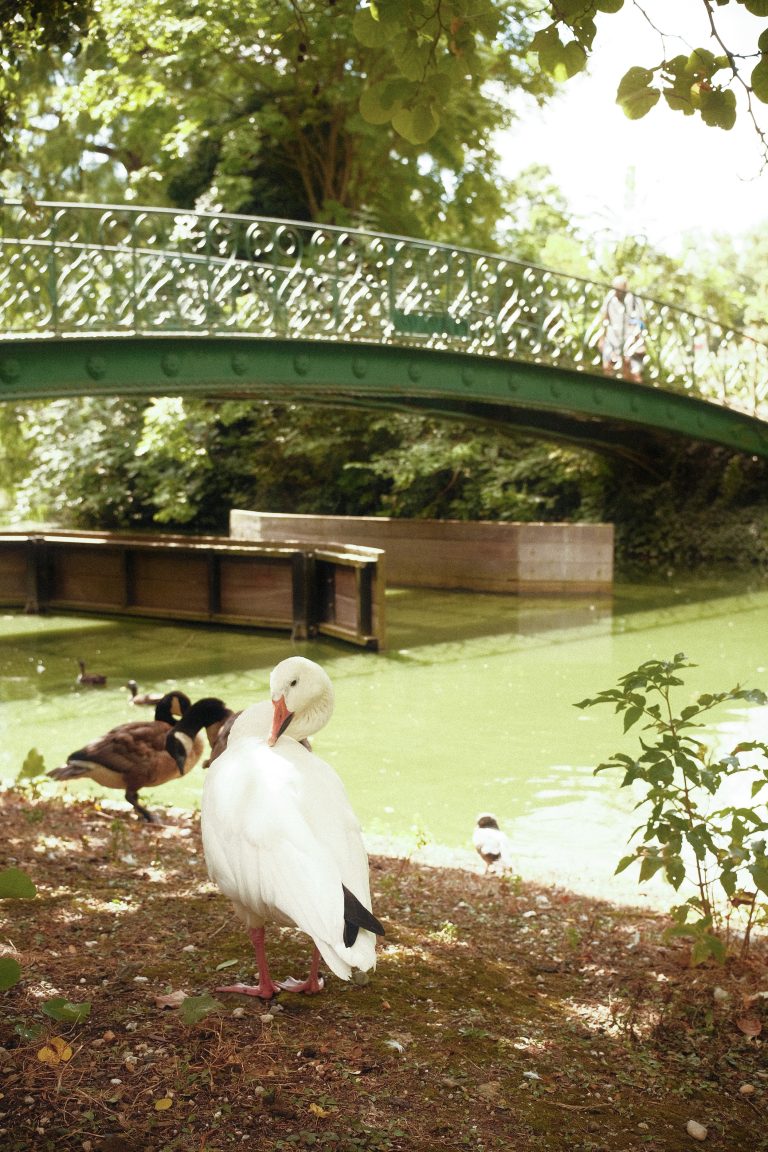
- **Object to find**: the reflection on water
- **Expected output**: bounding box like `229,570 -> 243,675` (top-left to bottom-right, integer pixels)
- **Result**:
2,574 -> 768,907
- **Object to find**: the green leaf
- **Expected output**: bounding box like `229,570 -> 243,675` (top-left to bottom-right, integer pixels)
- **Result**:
595,0 -> 624,11
0,867 -> 37,899
752,57 -> 768,104
359,83 -> 401,126
180,993 -> 223,1026
749,860 -> 768,897
622,704 -> 644,732
17,748 -> 46,781
744,0 -> 768,16
392,102 -> 440,144
555,40 -> 587,81
691,932 -> 727,966
214,959 -> 239,971
698,86 -> 737,129
638,854 -> 665,883
41,997 -> 91,1024
0,957 -> 22,991
352,7 -> 400,48
617,66 -> 660,119
663,855 -> 686,889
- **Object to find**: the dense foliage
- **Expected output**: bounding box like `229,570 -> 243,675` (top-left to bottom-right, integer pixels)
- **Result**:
1,2 -> 768,576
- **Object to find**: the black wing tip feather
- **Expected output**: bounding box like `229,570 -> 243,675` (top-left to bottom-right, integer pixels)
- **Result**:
342,884 -> 385,947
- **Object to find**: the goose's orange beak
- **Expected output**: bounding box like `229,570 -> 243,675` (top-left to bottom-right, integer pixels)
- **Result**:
268,696 -> 293,746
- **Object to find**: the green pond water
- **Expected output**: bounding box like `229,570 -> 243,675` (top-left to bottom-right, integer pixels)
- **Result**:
2,577 -> 768,906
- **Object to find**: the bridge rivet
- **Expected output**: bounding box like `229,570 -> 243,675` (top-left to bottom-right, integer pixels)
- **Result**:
507,377 -> 518,393
0,358 -> 20,382
352,357 -> 367,379
408,363 -> 421,382
550,382 -> 561,399
294,354 -> 310,376
461,367 -> 474,387
231,353 -> 248,376
162,353 -> 181,377
86,355 -> 107,380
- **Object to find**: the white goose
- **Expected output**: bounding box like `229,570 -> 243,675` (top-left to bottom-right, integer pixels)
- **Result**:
199,656 -> 384,997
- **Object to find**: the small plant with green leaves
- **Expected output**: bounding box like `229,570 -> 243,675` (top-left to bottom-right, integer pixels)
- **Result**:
576,653 -> 768,964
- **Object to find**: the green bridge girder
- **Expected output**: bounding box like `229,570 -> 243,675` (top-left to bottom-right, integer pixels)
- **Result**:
2,201 -> 768,467
2,335 -> 767,466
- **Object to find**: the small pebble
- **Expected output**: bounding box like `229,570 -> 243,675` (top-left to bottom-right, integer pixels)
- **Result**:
739,1083 -> 755,1095
686,1119 -> 708,1141
713,986 -> 729,1002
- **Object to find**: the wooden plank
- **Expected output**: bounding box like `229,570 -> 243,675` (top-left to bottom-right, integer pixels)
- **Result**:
218,556 -> 294,622
130,551 -> 210,614
0,542 -> 27,603
49,546 -> 125,607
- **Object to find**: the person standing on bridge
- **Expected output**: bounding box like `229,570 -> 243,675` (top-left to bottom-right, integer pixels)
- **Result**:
598,275 -> 646,383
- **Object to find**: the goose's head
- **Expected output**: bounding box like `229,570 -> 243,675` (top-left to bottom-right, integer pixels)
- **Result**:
268,656 -> 334,746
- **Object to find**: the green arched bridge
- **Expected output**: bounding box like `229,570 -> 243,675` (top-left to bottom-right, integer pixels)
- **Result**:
2,199 -> 768,466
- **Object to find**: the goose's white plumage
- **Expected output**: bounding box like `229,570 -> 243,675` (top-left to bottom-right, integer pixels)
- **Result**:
202,656 -> 383,996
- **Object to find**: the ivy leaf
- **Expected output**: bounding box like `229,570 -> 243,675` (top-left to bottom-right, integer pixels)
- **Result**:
617,66 -> 660,119
41,997 -> 91,1024
0,867 -> 37,899
179,993 -> 223,1026
0,957 -> 22,991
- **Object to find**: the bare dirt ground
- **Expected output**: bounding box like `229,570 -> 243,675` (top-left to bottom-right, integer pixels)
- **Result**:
1,790 -> 767,1152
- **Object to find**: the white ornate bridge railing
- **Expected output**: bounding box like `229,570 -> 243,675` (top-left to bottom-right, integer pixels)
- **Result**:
1,200 -> 767,417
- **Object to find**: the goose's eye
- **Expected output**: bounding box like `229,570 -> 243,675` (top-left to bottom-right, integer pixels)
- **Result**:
290,679 -> 298,687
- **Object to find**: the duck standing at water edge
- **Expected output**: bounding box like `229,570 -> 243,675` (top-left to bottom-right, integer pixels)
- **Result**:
473,813 -> 514,875
198,656 -> 384,997
49,694 -> 229,823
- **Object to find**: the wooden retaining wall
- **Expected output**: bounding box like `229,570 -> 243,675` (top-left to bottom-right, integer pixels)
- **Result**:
0,530 -> 385,650
230,512 -> 614,594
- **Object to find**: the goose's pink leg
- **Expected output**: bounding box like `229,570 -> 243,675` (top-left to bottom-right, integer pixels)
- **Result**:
278,946 -> 325,994
215,927 -> 281,999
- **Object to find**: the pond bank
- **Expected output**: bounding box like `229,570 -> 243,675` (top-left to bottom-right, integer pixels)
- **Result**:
2,792 -> 766,1152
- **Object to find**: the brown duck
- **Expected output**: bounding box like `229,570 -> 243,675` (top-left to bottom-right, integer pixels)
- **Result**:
48,694 -> 229,822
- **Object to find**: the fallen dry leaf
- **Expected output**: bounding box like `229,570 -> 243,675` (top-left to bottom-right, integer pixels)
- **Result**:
736,1014 -> 762,1037
154,1097 -> 173,1111
37,1036 -> 73,1065
309,1103 -> 332,1117
154,989 -> 188,1009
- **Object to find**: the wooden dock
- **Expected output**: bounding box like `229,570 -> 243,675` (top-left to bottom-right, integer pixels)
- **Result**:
0,530 -> 385,650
